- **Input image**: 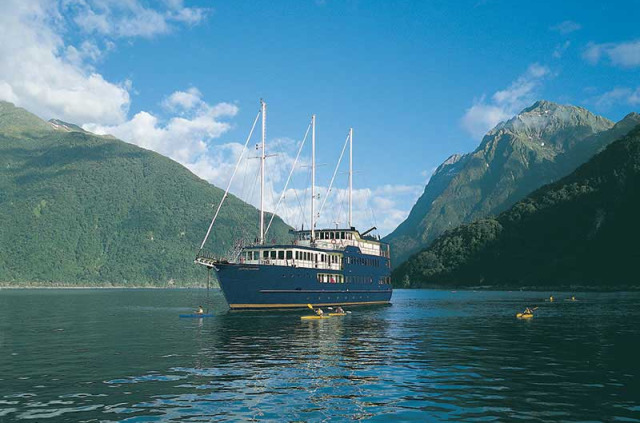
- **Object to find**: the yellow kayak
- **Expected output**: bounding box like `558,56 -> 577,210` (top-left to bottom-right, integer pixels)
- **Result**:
516,313 -> 534,319
301,315 -> 330,320
328,312 -> 346,316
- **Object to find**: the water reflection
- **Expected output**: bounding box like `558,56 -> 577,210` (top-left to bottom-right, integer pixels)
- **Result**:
0,289 -> 638,422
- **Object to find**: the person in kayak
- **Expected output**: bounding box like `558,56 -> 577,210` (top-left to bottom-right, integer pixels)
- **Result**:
335,306 -> 344,314
523,307 -> 533,315
196,305 -> 204,314
314,307 -> 324,316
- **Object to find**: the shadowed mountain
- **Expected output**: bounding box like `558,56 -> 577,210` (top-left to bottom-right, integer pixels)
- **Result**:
392,123 -> 640,289
385,101 -> 640,266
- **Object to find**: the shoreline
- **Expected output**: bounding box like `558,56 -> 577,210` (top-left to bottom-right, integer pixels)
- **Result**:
2,284 -> 637,293
0,284 -> 218,289
397,285 -> 640,292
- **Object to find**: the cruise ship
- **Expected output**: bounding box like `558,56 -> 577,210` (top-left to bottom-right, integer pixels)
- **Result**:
195,101 -> 393,309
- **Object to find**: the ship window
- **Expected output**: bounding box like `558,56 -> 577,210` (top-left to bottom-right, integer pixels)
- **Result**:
270,251 -> 277,259
278,250 -> 284,260
263,250 -> 269,259
286,251 -> 292,260
329,232 -> 334,239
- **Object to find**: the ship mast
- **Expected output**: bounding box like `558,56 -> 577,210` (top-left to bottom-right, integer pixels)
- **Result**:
311,114 -> 316,242
260,99 -> 266,245
348,127 -> 353,228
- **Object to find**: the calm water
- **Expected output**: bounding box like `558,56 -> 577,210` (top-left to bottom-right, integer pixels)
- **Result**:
0,289 -> 639,422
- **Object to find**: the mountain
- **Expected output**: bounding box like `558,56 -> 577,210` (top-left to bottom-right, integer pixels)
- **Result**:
384,101 -> 640,266
392,123 -> 640,289
0,101 -> 291,286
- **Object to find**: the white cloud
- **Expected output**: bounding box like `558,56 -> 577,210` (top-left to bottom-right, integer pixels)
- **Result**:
461,63 -> 551,139
0,0 -> 212,126
162,87 -> 204,112
553,40 -> 571,59
583,40 -> 640,68
67,0 -> 209,38
0,0 -> 130,124
85,95 -> 238,163
550,20 -> 581,35
589,87 -> 640,109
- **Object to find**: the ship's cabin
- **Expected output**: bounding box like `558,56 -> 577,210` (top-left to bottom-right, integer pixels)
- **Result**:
237,246 -> 344,271
293,227 -> 390,258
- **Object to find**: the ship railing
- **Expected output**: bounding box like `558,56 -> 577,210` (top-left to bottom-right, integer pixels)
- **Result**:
195,250 -> 221,267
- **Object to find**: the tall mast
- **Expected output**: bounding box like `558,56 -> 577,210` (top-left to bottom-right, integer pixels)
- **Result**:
348,127 -> 353,228
311,115 -> 316,242
260,100 -> 266,245
311,114 -> 316,242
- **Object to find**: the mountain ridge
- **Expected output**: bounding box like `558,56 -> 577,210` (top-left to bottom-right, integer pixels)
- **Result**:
392,123 -> 640,289
0,101 -> 291,286
384,100 -> 636,266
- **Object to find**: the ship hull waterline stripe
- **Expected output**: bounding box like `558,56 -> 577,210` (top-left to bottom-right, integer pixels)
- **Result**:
228,300 -> 390,309
259,289 -> 392,294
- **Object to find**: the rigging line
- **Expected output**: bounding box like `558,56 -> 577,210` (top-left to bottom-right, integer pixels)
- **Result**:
198,109 -> 262,251
318,131 -> 350,219
265,122 -> 312,236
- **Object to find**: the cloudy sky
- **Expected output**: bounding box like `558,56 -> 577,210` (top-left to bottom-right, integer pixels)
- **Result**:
1,0 -> 638,235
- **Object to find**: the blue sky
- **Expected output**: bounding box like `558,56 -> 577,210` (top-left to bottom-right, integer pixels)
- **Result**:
1,0 -> 639,235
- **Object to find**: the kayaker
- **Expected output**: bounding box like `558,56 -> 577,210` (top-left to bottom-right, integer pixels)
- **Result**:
196,305 -> 204,314
335,306 -> 344,314
314,307 -> 324,316
523,307 -> 533,315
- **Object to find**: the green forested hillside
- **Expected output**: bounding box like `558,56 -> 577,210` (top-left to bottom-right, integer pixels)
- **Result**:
385,101 -> 640,266
0,102 -> 291,286
392,124 -> 640,289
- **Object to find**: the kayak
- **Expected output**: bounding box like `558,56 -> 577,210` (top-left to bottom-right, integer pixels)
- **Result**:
516,313 -> 533,319
179,313 -> 214,318
328,313 -> 346,316
301,315 -> 330,320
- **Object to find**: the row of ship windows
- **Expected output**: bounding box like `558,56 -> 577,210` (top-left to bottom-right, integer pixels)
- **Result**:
241,250 -> 389,268
316,274 -> 393,284
345,256 -> 382,267
317,273 -> 345,283
242,250 -> 342,264
299,231 -> 354,241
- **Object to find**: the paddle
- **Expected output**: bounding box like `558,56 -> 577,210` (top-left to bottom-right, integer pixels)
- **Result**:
307,303 -> 313,310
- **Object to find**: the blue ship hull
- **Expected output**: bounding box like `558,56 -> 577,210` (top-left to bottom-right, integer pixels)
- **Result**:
216,263 -> 392,309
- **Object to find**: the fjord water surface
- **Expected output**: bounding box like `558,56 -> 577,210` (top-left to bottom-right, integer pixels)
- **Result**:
0,289 -> 638,422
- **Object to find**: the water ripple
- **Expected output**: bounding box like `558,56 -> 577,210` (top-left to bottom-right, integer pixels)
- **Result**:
1,289 -> 639,422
